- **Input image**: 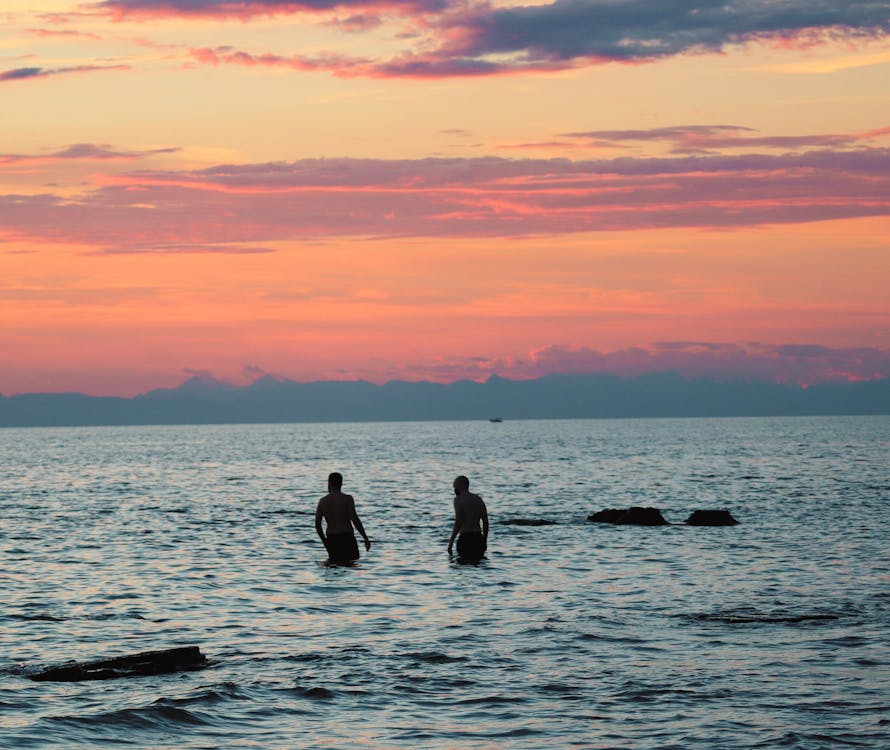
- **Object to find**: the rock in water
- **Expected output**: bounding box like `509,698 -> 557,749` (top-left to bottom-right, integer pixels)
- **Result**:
588,507 -> 668,525
685,509 -> 739,526
587,508 -> 625,523
615,507 -> 668,525
30,646 -> 207,682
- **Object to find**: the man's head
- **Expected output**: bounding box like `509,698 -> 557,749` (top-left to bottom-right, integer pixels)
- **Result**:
453,475 -> 469,494
328,472 -> 343,491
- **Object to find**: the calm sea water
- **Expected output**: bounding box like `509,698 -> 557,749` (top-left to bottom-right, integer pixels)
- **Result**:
1,417 -> 888,749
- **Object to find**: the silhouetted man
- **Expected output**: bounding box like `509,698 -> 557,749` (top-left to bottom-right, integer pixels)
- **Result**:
315,472 -> 371,564
448,475 -> 489,560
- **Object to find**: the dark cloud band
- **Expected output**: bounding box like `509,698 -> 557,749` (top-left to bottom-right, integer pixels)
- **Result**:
102,0 -> 890,76
1,146 -> 888,245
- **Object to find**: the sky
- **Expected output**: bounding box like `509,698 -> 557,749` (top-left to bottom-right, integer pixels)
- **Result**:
2,0 -> 889,396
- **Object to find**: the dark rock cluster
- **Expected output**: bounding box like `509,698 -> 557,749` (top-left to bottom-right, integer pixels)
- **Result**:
588,507 -> 739,526
588,507 -> 668,525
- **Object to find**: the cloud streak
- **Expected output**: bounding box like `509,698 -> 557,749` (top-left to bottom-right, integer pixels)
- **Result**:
419,342 -> 890,385
94,243 -> 277,255
0,63 -> 129,83
560,124 -> 888,153
1,145 -> 888,245
0,143 -> 180,165
98,0 -> 439,19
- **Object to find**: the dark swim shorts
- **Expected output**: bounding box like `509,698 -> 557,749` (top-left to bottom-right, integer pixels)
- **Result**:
326,531 -> 360,563
457,531 -> 487,560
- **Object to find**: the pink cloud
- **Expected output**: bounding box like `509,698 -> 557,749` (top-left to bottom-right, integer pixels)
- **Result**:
1,147 -> 888,246
99,0 -> 438,21
189,46 -> 366,75
26,28 -> 103,40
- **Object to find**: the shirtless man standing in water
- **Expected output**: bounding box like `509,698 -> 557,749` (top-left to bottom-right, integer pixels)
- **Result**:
447,475 -> 489,560
315,472 -> 371,563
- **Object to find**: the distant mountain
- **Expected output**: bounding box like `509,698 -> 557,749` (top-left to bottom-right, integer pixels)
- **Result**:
1,372 -> 888,427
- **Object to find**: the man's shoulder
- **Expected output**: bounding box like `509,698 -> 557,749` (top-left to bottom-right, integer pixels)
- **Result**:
320,491 -> 352,504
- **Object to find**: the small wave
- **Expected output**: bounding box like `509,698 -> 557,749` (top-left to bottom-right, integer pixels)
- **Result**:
435,677 -> 477,688
284,652 -> 326,662
4,613 -> 65,622
820,636 -> 868,647
578,632 -> 646,644
535,683 -> 580,695
48,704 -> 210,731
85,611 -> 147,621
688,611 -> 841,625
754,730 -> 875,748
483,727 -> 543,738
618,686 -> 698,702
852,658 -> 882,666
456,694 -> 527,705
287,685 -> 335,700
402,651 -> 468,664
158,682 -> 246,706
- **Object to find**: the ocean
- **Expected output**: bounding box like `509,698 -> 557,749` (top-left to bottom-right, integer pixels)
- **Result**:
1,417 -> 888,748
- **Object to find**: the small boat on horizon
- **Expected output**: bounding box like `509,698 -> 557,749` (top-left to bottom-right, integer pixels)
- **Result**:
489,417 -> 503,423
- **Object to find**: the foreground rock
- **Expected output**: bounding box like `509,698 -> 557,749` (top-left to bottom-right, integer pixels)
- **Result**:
685,510 -> 739,526
588,507 -> 668,526
498,518 -> 557,526
30,646 -> 207,682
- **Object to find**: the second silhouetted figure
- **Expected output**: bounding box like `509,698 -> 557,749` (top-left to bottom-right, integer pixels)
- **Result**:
448,475 -> 489,560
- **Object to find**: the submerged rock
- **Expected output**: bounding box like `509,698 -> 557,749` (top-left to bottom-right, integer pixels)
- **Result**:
685,509 -> 739,526
30,646 -> 207,682
498,518 -> 557,526
588,507 -> 668,525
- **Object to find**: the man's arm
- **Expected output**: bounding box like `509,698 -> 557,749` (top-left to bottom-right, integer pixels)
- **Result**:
447,497 -> 463,554
481,498 -> 489,539
350,497 -> 371,551
315,501 -> 327,548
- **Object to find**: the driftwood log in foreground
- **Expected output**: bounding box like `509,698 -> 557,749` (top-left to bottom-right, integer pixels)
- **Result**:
30,646 -> 207,682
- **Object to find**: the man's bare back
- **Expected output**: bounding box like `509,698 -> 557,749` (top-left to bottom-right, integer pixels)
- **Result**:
316,491 -> 358,536
315,472 -> 370,562
448,475 -> 489,558
452,491 -> 487,533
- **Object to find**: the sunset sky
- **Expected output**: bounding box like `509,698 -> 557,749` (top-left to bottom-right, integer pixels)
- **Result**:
2,0 -> 889,395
